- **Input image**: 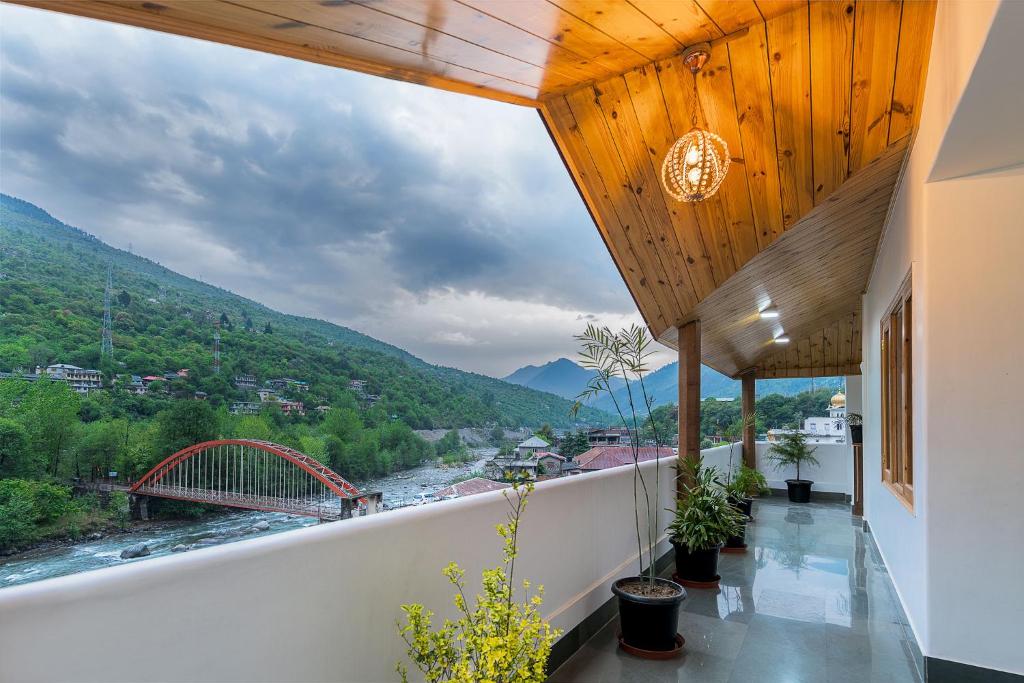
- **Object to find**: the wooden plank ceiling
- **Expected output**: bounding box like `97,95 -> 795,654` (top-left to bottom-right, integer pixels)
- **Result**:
13,0 -> 936,378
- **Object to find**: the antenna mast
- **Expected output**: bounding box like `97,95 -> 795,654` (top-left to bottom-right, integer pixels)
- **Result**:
101,262 -> 114,360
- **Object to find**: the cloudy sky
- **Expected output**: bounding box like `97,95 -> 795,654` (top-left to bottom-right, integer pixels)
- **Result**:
0,4 -> 674,376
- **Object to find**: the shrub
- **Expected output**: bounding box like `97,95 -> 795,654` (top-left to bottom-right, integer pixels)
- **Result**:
397,483 -> 559,682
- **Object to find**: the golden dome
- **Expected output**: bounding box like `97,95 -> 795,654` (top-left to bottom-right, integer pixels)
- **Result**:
830,391 -> 846,409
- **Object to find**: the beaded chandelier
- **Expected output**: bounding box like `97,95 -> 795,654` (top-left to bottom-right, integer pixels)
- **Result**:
661,44 -> 730,203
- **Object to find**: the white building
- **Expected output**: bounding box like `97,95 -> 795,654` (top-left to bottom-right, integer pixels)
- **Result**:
768,391 -> 847,445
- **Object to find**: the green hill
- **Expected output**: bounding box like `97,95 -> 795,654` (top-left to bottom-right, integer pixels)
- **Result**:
0,194 -> 609,429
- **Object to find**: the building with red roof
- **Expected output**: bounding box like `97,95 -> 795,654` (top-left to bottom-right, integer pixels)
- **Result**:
434,477 -> 510,500
575,446 -> 673,472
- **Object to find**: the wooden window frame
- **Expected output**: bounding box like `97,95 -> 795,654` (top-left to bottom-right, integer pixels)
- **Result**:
880,270 -> 914,511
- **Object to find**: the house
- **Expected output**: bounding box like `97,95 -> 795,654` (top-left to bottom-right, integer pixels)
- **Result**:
278,400 -> 305,416
515,436 -> 549,458
127,375 -> 147,395
39,364 -> 103,394
6,3 -> 1022,682
586,427 -> 632,446
257,389 -> 277,402
535,451 -> 565,476
229,402 -> 262,415
233,375 -> 258,391
141,375 -> 163,385
575,446 -> 672,473
433,478 -> 510,500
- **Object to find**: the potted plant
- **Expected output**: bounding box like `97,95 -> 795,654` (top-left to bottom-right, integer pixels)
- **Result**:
725,464 -> 770,518
573,325 -> 685,656
396,482 -> 560,682
722,465 -> 770,550
668,458 -> 746,584
767,431 -> 819,503
846,412 -> 863,445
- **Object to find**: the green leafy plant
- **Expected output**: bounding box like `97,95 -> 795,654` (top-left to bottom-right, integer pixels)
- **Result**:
766,431 -> 819,481
725,464 -> 770,500
397,482 -> 560,683
572,324 -> 666,586
845,412 -> 863,426
668,458 -> 746,551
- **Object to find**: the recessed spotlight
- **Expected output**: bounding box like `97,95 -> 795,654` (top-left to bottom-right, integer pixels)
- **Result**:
759,306 -> 779,319
774,335 -> 790,344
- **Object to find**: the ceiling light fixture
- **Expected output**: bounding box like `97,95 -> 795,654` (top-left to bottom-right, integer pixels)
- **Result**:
774,335 -> 790,344
759,306 -> 780,319
661,43 -> 730,203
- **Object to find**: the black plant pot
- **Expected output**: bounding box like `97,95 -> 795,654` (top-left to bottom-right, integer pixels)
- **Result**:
849,425 -> 863,445
611,577 -> 686,652
786,479 -> 813,503
737,496 -> 753,518
725,521 -> 747,548
672,542 -> 722,582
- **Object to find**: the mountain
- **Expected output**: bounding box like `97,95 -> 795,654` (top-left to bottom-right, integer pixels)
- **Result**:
502,357 -> 624,401
590,362 -> 845,413
0,194 -> 611,429
501,353 -> 847,414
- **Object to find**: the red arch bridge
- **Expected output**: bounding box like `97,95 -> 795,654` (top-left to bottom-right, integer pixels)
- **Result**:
129,439 -> 381,520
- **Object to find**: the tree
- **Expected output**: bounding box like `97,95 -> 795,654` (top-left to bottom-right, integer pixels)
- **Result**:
0,418 -> 32,478
559,431 -> 590,461
263,322 -> 273,334
17,380 -> 80,477
155,400 -> 219,458
434,429 -> 464,460
117,290 -> 131,307
489,425 -> 505,445
533,424 -> 555,446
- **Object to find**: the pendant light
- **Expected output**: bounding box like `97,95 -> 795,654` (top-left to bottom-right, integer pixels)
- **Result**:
661,43 -> 730,203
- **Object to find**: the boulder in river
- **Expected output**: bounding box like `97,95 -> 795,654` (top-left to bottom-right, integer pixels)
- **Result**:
251,520 -> 270,532
120,543 -> 151,559
171,544 -> 188,553
88,532 -> 103,541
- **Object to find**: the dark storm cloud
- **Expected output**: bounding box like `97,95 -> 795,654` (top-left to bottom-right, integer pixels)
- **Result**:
0,6 -> 645,374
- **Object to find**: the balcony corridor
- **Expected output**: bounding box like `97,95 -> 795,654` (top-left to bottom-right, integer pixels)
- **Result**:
550,499 -> 921,683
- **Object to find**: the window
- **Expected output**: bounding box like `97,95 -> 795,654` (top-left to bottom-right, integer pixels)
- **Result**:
880,271 -> 913,510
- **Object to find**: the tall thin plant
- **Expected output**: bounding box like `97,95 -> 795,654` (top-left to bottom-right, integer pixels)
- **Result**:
572,324 -> 666,586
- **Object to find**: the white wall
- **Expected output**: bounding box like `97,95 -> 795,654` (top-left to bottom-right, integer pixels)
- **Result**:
0,458 -> 677,683
700,442 -> 851,495
861,0 -> 1024,674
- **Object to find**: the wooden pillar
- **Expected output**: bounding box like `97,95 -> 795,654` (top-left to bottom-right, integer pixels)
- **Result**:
741,371 -> 756,469
677,321 -> 700,495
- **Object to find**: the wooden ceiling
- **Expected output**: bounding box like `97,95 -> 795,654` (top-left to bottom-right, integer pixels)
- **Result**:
13,0 -> 937,378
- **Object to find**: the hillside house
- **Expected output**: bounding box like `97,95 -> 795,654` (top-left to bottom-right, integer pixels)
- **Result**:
515,436 -> 549,458
233,375 -> 258,391
39,364 -> 102,394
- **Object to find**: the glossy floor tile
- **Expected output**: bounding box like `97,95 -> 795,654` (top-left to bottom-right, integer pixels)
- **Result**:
549,498 -> 922,683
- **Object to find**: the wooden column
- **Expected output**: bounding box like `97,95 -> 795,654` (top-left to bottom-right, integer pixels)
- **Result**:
677,321 -> 701,495
741,371 -> 756,469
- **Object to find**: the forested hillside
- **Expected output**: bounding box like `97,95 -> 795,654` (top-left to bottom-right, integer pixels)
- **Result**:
0,194 -> 607,429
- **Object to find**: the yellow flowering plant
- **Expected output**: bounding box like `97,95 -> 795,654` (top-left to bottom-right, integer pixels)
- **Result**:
396,482 -> 560,683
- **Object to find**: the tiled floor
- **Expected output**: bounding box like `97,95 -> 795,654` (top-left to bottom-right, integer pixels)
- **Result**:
549,498 -> 922,683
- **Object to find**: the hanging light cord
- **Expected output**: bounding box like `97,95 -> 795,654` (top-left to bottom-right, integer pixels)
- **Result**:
690,66 -> 708,129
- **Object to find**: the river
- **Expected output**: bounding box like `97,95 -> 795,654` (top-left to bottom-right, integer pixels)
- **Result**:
0,450 -> 494,589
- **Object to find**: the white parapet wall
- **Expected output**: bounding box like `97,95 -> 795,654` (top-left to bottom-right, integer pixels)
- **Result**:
700,442 -> 852,496
0,457 -> 677,683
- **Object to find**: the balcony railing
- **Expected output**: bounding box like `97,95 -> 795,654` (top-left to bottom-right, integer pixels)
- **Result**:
0,455 -> 677,682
